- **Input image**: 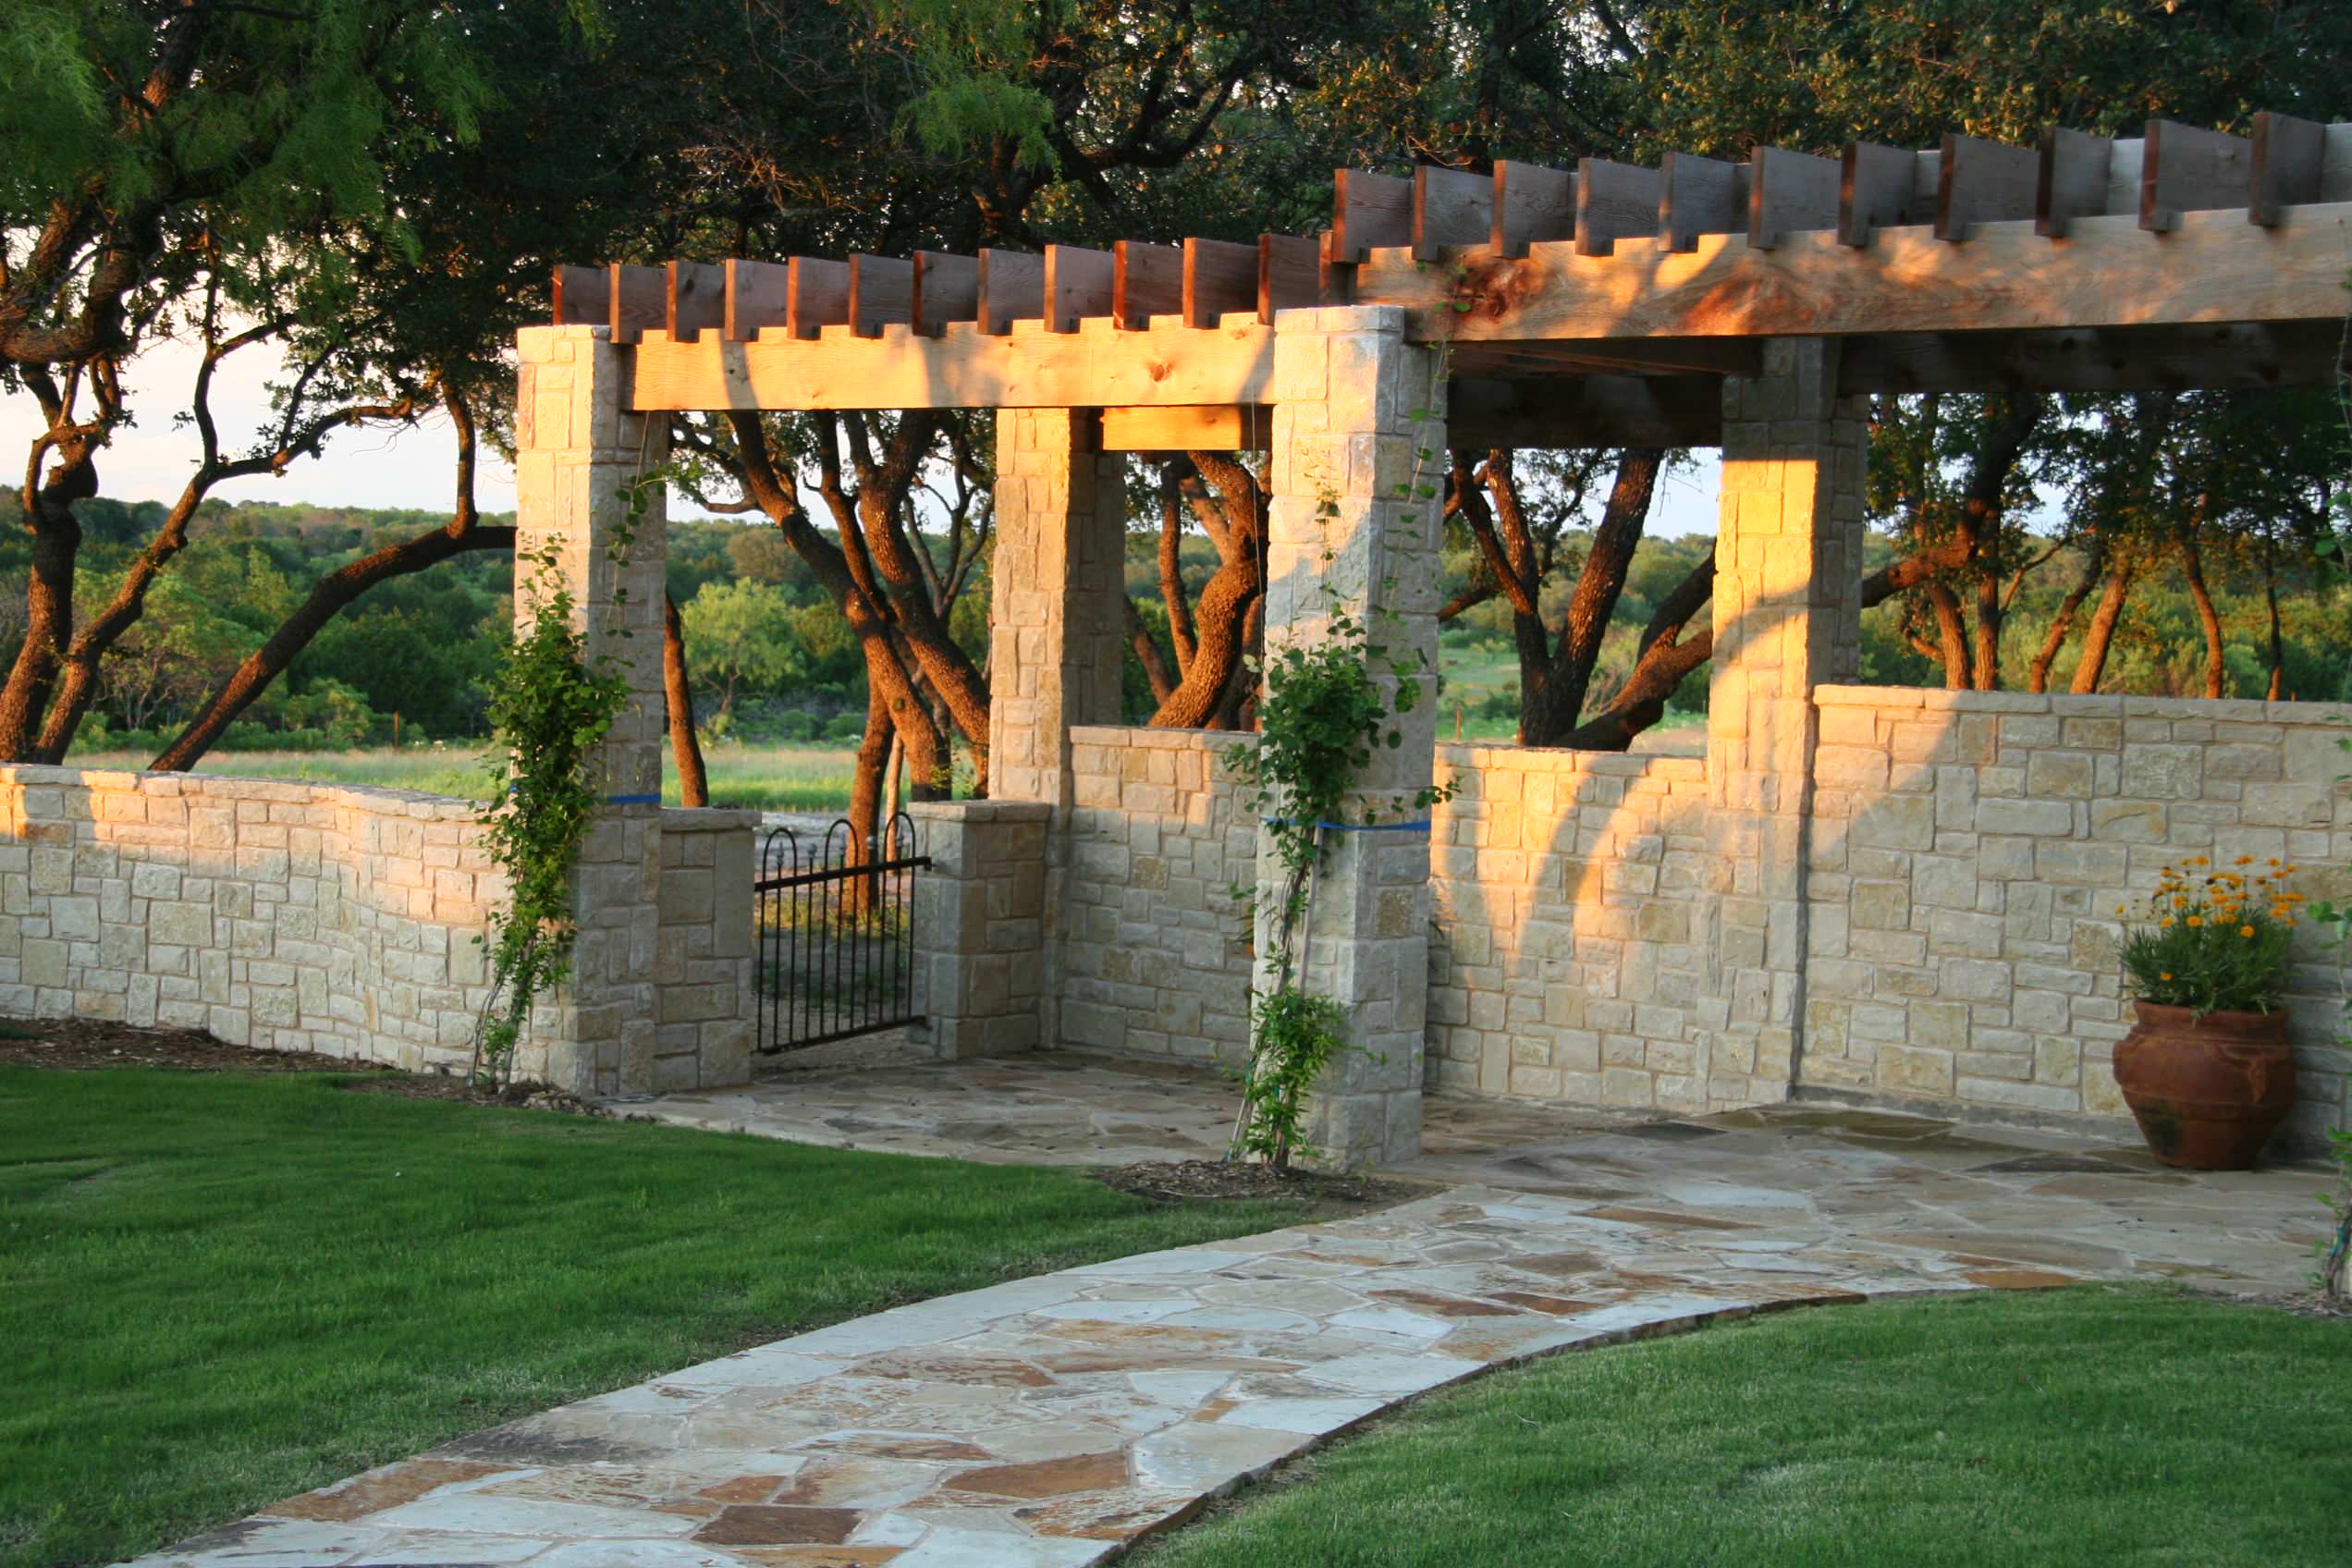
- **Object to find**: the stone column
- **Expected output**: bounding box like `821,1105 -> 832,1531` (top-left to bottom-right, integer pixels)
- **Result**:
988,409 -> 1126,1054
1261,306 -> 1447,1168
987,410 -> 1128,809
513,324 -> 668,1096
908,799 -> 1052,1058
1702,337 -> 1868,1109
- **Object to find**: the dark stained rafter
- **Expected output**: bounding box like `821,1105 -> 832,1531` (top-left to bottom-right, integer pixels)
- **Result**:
557,116 -> 2352,427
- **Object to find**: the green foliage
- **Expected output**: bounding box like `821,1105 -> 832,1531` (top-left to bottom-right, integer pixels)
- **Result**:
471,549 -> 631,1084
1239,986 -> 1349,1167
2117,855 -> 2300,1015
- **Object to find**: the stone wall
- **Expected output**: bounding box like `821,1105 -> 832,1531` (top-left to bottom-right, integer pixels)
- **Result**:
1805,688 -> 2352,1144
0,766 -> 757,1092
652,809 -> 758,1091
0,766 -> 500,1069
1428,744 -> 1715,1109
910,799 -> 1053,1059
1059,726 -> 1257,1067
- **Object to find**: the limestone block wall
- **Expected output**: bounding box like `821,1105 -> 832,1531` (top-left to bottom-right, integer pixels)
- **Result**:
1804,688 -> 2352,1144
0,766 -> 501,1070
1427,744 -> 1716,1109
0,766 -> 759,1091
910,799 -> 1052,1059
652,809 -> 758,1091
1060,726 -> 1258,1067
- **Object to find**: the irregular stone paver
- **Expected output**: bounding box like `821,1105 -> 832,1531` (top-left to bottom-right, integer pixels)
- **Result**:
128,1093 -> 2323,1568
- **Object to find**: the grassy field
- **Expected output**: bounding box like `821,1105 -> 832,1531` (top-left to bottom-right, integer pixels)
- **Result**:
1132,1287 -> 2352,1568
0,1066 -> 1330,1568
60,741 -> 861,814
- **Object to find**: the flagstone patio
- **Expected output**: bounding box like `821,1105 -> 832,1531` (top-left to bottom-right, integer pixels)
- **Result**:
130,1053 -> 2323,1568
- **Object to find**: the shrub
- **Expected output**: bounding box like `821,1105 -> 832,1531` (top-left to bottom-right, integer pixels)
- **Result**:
2117,855 -> 2300,1014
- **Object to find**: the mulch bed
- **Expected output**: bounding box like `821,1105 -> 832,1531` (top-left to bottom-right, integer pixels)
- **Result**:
1092,1158 -> 1426,1211
0,1016 -> 604,1116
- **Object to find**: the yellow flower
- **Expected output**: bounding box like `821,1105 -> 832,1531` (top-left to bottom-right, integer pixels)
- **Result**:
2236,855 -> 2255,866
2161,972 -> 2174,982
2187,915 -> 2204,928
2240,925 -> 2256,938
2161,918 -> 2174,929
2187,856 -> 2208,866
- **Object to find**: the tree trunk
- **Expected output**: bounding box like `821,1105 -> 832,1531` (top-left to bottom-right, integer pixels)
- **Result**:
1525,450 -> 1660,745
2179,533 -> 2226,698
1124,595 -> 1178,704
663,591 -> 709,808
2070,559 -> 2135,694
2262,542 -> 2286,701
1147,454 -> 1264,729
1559,553 -> 1714,752
2027,540 -> 2104,693
1156,466 -> 1196,676
1922,582 -> 1974,689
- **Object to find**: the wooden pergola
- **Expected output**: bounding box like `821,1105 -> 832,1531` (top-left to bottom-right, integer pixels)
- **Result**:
553,114 -> 2350,448
523,113 -> 2350,1161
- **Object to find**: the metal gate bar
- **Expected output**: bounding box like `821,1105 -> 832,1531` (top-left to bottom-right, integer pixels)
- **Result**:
753,812 -> 927,1053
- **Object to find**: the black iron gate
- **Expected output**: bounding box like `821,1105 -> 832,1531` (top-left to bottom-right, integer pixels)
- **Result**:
754,813 -> 929,1053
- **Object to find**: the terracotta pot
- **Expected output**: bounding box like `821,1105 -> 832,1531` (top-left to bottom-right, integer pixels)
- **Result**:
2113,1000 -> 2296,1170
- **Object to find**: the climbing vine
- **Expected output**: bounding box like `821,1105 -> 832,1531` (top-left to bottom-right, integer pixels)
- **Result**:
1225,349 -> 1449,1166
468,466 -> 661,1084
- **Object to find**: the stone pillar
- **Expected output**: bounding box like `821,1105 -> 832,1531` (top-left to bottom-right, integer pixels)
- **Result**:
1702,337 -> 1868,1109
988,409 -> 1126,1054
987,410 -> 1128,809
909,799 -> 1052,1058
1261,306 -> 1447,1168
513,324 -> 669,1096
653,808 -> 758,1090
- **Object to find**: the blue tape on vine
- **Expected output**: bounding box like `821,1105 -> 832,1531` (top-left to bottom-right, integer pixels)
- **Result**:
606,792 -> 662,804
1262,817 -> 1433,834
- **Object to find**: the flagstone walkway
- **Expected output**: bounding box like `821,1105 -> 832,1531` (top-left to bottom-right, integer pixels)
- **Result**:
130,1084 -> 2322,1568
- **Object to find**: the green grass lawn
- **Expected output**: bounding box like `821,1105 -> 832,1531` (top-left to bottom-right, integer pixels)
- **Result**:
1132,1287 -> 2352,1568
58,741 -> 861,814
0,1067 -> 1327,1568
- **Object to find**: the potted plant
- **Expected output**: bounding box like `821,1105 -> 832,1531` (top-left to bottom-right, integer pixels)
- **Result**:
2113,855 -> 2302,1170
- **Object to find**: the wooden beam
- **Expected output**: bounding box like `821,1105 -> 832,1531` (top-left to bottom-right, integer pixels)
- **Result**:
786,258 -> 850,340
1182,238 -> 1257,328
1449,374 -> 1723,448
1415,165 -> 1493,259
2249,112 -> 2326,226
1937,134 -> 2039,240
912,251 -> 979,336
848,255 -> 913,338
1352,202 -> 2352,342
1100,404 -> 1270,451
724,260 -> 790,341
607,263 -> 666,345
1491,161 -> 1574,257
2142,120 -> 2251,232
1660,153 -> 1746,253
552,264 -> 609,327
1840,322 -> 2344,395
1839,141 -> 1927,246
1575,158 -> 1661,256
1332,169 -> 1414,263
1044,244 -> 1113,333
1449,337 -> 1764,378
1114,241 -> 1182,330
1259,234 -> 1323,321
665,262 -> 724,341
1097,379 -> 1724,451
977,249 -> 1042,335
1749,146 -> 1841,250
628,317 -> 1278,412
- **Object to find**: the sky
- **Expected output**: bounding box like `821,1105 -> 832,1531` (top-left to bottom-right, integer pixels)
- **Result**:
0,334 -> 1729,535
